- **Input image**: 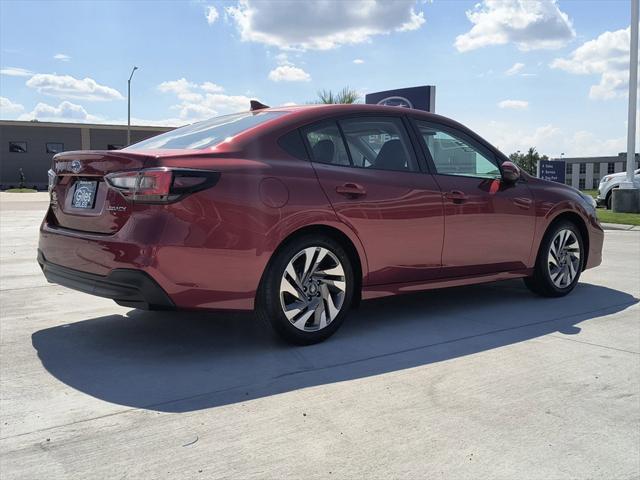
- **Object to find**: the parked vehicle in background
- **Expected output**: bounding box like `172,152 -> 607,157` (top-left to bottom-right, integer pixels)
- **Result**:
597,168 -> 640,209
38,104 -> 604,344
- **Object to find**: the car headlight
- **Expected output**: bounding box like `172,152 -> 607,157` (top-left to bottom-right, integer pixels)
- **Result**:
579,191 -> 597,214
601,175 -> 612,183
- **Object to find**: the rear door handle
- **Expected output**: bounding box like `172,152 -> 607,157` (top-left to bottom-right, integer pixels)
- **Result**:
336,183 -> 366,198
444,190 -> 467,204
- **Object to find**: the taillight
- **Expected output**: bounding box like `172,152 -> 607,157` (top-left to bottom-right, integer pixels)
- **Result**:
105,168 -> 220,203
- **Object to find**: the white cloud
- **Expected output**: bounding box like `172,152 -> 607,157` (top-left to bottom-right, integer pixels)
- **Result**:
550,26 -> 631,100
268,65 -> 311,82
505,62 -> 525,76
0,96 -> 25,117
353,58 -> 365,64
455,0 -> 575,52
158,78 -> 253,121
17,100 -> 102,123
225,0 -> 426,50
205,5 -> 219,25
498,99 -> 529,109
0,67 -> 33,77
53,53 -> 71,62
472,120 -> 626,157
26,74 -> 124,101
201,81 -> 225,93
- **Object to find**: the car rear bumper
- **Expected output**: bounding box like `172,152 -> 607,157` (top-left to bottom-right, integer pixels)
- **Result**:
38,250 -> 175,310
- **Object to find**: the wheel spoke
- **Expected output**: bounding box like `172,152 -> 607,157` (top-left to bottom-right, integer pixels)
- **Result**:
321,284 -> 340,320
283,300 -> 308,320
293,309 -> 314,330
281,276 -> 304,300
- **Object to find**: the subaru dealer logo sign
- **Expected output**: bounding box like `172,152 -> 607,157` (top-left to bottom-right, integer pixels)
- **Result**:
366,86 -> 436,112
71,160 -> 82,174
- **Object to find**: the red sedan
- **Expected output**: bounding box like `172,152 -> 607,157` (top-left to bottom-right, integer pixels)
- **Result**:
38,104 -> 603,344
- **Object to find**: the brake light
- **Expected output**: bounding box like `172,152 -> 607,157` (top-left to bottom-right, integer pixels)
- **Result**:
106,168 -> 219,203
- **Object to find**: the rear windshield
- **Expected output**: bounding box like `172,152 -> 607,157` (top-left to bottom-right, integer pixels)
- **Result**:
125,111 -> 284,150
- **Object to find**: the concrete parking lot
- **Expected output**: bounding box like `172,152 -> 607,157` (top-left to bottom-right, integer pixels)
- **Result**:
1,192 -> 638,479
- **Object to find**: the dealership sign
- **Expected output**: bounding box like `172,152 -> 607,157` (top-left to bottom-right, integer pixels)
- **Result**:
538,160 -> 566,184
365,86 -> 436,113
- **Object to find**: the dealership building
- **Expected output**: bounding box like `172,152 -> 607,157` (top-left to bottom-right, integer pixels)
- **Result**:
559,153 -> 640,190
0,120 -> 175,190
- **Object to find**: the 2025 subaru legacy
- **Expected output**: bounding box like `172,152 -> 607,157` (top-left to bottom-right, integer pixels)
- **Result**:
39,103 -> 603,344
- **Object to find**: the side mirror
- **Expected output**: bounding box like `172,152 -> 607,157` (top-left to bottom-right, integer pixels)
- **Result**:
501,161 -> 520,184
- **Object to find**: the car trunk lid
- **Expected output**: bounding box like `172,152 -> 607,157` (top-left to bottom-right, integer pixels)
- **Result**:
49,150 -> 154,234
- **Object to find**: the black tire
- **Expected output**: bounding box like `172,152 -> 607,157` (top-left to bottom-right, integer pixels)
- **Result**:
524,220 -> 584,297
256,234 -> 355,345
606,191 -> 612,210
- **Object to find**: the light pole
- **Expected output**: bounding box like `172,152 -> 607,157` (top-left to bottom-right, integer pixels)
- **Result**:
127,66 -> 138,146
613,0 -> 640,212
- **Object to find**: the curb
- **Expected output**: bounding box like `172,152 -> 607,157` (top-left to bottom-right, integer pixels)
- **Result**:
601,222 -> 640,231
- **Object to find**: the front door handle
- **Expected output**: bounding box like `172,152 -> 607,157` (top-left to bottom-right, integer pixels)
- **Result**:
444,190 -> 467,204
336,183 -> 366,198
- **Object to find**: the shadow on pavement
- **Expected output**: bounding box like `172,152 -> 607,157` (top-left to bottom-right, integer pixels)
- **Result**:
32,280 -> 637,412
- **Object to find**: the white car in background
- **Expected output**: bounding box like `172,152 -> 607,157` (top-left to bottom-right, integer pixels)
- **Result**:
596,168 -> 640,209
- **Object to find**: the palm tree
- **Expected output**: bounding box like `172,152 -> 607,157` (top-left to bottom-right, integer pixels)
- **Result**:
315,86 -> 360,104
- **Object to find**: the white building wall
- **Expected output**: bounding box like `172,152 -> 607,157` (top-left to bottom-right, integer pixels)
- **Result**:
615,162 -> 624,172
572,167 -> 580,188
586,162 -> 594,189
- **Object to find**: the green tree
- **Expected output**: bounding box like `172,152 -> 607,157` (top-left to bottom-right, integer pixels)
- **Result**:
315,86 -> 360,104
508,147 -> 549,176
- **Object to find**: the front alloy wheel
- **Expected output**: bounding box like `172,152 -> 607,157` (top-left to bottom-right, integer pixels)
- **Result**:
547,229 -> 581,288
524,220 -> 584,297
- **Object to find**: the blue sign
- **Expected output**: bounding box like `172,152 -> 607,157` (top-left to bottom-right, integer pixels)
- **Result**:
365,86 -> 436,113
539,160 -> 566,184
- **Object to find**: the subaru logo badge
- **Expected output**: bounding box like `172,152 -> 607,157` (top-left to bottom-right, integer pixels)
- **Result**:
71,160 -> 82,174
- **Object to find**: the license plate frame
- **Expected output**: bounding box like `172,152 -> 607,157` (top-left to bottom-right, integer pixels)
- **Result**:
71,180 -> 98,209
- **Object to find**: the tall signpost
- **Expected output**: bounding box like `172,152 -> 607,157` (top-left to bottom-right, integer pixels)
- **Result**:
613,0 -> 640,212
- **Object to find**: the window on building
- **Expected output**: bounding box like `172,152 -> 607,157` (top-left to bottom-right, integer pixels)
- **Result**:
579,163 -> 586,174
46,143 -> 64,154
593,179 -> 599,189
9,141 -> 27,153
107,144 -> 124,150
579,178 -> 585,189
593,163 -> 600,175
566,163 -> 572,174
608,162 -> 615,173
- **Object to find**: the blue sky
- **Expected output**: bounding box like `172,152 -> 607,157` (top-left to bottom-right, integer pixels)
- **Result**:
0,0 -> 636,157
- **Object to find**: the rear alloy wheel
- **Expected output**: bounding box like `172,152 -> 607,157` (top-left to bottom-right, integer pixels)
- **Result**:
258,235 -> 354,345
524,221 -> 584,297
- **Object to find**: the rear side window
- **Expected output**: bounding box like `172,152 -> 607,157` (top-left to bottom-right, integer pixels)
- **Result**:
339,117 -> 417,172
303,121 -> 350,166
126,111 -> 285,150
303,117 -> 417,172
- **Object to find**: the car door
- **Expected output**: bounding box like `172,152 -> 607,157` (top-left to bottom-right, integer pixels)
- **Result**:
411,119 -> 535,277
302,116 -> 444,285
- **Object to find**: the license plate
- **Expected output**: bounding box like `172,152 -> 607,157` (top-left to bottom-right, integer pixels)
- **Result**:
72,180 -> 98,209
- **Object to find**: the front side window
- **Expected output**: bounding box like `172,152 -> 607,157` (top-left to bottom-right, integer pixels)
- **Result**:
9,141 -> 27,153
338,117 -> 418,172
46,142 -> 64,154
126,111 -> 284,150
415,122 -> 500,179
